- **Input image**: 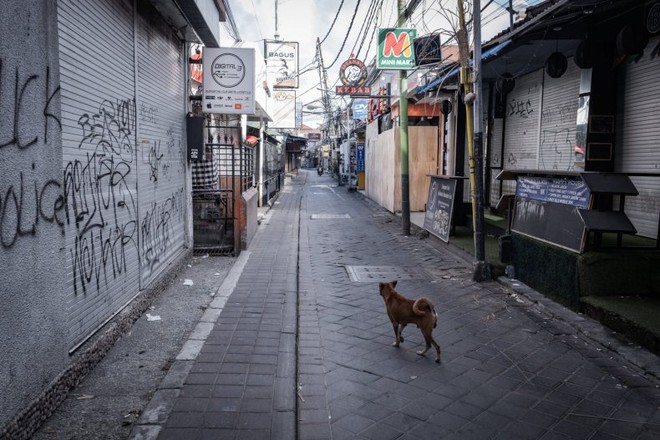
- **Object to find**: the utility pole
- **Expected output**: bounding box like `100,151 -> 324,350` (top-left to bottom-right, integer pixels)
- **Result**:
457,0 -> 489,281
274,0 -> 280,40
398,0 -> 410,236
472,0 -> 490,281
316,37 -> 333,171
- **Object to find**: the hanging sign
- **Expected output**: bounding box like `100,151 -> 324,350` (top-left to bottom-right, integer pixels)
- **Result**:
377,28 -> 417,69
269,89 -> 296,129
414,34 -> 442,66
336,57 -> 371,96
356,143 -> 365,172
203,47 -> 255,115
352,99 -> 368,120
265,40 -> 299,88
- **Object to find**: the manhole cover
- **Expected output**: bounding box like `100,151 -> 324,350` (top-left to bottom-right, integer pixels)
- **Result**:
344,265 -> 430,282
310,214 -> 352,219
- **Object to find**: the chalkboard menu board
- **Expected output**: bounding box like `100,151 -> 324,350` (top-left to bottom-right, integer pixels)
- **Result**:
512,176 -> 590,252
424,176 -> 457,242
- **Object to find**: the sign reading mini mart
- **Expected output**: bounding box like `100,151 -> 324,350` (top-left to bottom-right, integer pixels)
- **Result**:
377,28 -> 417,69
203,47 -> 255,115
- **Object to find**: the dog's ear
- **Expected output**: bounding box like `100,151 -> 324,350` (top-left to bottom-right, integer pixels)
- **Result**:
392,280 -> 397,287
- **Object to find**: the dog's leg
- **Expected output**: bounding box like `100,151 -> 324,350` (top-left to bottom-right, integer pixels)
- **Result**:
398,323 -> 406,343
417,332 -> 442,363
433,338 -> 441,363
421,336 -> 441,363
416,342 -> 430,357
426,336 -> 441,363
391,321 -> 400,347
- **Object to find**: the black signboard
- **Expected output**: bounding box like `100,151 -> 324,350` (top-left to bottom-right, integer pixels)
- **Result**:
424,176 -> 457,242
186,114 -> 204,161
512,176 -> 590,252
414,34 -> 442,66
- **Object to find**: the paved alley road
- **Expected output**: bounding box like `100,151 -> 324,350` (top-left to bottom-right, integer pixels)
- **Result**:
137,169 -> 660,440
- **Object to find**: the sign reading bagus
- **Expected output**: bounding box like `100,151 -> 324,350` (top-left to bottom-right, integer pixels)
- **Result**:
203,47 -> 255,115
265,40 -> 299,88
377,28 -> 417,69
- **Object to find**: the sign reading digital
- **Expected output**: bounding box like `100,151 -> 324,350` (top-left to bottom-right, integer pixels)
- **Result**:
203,47 -> 255,115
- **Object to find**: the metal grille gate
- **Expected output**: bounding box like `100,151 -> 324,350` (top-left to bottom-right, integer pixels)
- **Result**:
192,115 -> 255,255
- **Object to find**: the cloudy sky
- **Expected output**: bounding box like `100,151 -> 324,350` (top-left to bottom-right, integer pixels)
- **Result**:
224,0 -> 536,126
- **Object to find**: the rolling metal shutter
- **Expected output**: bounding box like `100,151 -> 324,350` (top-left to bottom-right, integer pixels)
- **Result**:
135,2 -> 187,286
58,0 -> 188,350
538,60 -> 580,171
501,69 -> 543,195
59,0 -> 140,350
489,118 -> 504,207
616,37 -> 660,238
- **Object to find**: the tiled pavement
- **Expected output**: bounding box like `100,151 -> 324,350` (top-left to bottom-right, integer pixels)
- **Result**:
133,170 -> 660,439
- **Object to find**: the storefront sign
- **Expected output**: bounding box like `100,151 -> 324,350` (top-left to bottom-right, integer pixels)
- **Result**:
265,40 -> 299,88
203,47 -> 255,115
336,57 -> 371,96
269,89 -> 296,129
516,176 -> 590,208
424,176 -> 457,243
356,143 -> 365,172
414,34 -> 442,66
352,99 -> 368,119
377,28 -> 417,69
512,175 -> 590,252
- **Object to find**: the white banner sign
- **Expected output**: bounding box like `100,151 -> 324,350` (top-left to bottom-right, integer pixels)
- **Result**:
203,47 -> 255,114
265,40 -> 299,88
269,90 -> 296,129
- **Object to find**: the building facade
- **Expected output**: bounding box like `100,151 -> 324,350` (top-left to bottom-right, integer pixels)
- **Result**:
0,0 -> 234,434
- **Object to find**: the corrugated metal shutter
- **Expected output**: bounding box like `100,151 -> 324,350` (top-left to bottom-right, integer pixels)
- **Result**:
59,0 -> 140,349
135,2 -> 186,285
501,69 -> 542,194
616,37 -> 660,238
539,60 -> 580,171
489,118 -> 503,207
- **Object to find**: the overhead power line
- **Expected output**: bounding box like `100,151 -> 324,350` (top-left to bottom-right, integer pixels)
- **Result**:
320,0 -> 347,45
323,0 -> 364,70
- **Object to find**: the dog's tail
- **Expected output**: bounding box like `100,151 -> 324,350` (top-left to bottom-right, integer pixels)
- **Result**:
413,297 -> 438,328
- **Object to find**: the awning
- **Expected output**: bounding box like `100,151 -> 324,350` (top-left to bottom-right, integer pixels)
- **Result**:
246,101 -> 272,122
415,39 -> 512,95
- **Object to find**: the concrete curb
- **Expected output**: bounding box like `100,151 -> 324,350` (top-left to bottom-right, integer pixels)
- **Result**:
128,251 -> 252,439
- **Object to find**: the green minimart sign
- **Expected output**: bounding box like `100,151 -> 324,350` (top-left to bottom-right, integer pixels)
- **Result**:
377,28 -> 417,70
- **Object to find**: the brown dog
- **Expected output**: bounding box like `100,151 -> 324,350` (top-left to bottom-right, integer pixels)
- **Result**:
378,280 -> 441,363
